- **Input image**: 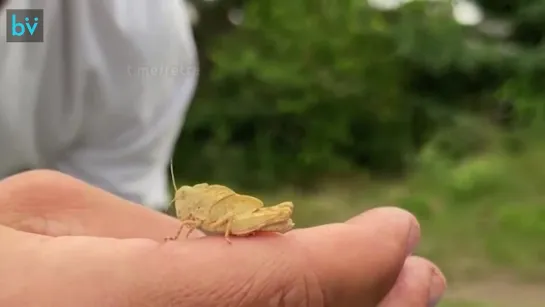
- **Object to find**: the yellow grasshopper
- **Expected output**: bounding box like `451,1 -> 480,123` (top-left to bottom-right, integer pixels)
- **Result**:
165,162 -> 294,243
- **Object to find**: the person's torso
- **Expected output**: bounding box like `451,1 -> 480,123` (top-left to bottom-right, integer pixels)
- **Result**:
0,0 -> 197,178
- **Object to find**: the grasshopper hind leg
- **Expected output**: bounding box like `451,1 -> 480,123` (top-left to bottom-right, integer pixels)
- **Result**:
208,213 -> 235,244
224,218 -> 233,244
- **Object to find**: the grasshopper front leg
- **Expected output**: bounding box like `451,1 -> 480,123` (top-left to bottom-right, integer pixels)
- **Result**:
165,219 -> 199,241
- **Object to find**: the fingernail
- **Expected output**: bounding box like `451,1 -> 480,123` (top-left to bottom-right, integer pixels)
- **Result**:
428,266 -> 446,307
406,218 -> 420,255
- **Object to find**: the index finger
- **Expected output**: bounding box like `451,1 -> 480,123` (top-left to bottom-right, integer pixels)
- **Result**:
0,170 -> 202,240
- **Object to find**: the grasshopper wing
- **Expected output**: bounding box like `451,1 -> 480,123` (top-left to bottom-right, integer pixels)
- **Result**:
210,193 -> 264,219
230,201 -> 295,235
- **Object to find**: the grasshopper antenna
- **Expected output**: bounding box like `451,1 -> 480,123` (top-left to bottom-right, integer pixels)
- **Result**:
168,158 -> 178,207
170,158 -> 177,191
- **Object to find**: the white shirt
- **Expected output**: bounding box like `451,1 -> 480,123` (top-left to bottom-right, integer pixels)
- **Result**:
0,0 -> 198,210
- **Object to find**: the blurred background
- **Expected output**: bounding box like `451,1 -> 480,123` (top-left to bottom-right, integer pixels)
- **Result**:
170,0 -> 545,305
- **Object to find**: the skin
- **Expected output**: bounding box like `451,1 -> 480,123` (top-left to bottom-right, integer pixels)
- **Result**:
0,170 -> 446,306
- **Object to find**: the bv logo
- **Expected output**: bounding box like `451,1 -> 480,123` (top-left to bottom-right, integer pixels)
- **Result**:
6,9 -> 44,42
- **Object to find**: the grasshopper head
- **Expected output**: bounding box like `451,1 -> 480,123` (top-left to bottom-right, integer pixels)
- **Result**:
173,184 -> 209,220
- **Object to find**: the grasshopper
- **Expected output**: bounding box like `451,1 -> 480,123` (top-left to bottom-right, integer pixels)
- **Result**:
165,162 -> 294,243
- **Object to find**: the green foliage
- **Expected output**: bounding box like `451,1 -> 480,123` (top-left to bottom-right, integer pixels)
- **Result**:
173,0 -> 545,190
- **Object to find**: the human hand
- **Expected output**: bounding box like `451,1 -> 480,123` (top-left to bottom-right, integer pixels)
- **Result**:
0,170 -> 446,307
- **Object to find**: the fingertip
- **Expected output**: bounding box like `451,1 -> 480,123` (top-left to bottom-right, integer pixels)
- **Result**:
427,259 -> 447,306
378,256 -> 432,307
346,206 -> 419,230
347,206 -> 421,254
378,256 -> 446,307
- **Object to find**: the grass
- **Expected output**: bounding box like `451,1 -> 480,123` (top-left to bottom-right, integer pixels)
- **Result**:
438,300 -> 491,307
254,168 -> 545,283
